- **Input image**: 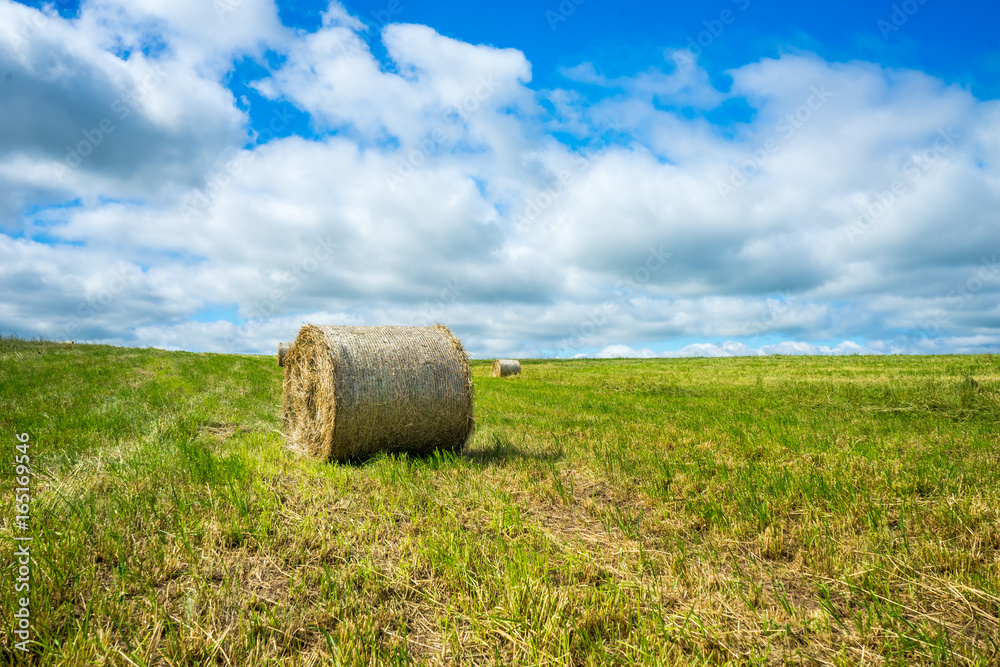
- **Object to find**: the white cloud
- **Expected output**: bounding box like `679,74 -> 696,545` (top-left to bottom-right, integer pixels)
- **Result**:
2,1 -> 1000,357
595,344 -> 658,359
585,339 -> 876,359
574,337 -> 880,359
0,0 -> 251,218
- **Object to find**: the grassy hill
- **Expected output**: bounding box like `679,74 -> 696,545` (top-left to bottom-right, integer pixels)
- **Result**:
1,337 -> 998,665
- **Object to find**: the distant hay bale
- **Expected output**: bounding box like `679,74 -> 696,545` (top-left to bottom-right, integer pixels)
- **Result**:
282,324 -> 474,461
492,359 -> 521,377
278,342 -> 290,367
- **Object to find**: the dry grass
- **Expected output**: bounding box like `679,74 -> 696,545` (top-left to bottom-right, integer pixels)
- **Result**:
1,337 -> 998,664
281,325 -> 474,462
492,360 -> 521,378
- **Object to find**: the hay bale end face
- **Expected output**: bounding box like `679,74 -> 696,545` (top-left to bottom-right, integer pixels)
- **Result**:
277,342 -> 290,367
282,324 -> 474,461
492,359 -> 521,377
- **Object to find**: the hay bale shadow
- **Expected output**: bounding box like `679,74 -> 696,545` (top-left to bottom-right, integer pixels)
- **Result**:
463,433 -> 564,467
302,433 -> 564,468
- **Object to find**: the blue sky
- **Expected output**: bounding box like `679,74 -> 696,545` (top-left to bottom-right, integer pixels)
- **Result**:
1,0 -> 999,357
238,1 -> 999,148
332,0 -> 999,92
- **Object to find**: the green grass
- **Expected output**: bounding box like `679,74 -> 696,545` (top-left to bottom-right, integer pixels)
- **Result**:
1,336 -> 998,665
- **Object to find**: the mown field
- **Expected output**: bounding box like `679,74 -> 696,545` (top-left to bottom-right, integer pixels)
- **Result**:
1,336 -> 998,665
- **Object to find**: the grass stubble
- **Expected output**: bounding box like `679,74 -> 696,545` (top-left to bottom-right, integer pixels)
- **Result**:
0,335 -> 998,665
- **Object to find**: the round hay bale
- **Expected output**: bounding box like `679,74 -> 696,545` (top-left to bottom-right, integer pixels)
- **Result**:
278,342 -> 291,367
492,359 -> 521,377
282,324 -> 474,461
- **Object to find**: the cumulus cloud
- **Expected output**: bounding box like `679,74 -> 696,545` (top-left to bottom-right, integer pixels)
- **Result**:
0,0 -> 253,220
590,340 -> 876,359
1,0 -> 999,358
